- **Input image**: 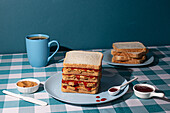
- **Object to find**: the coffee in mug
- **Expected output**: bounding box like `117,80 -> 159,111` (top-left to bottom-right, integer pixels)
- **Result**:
25,34 -> 60,67
28,37 -> 48,40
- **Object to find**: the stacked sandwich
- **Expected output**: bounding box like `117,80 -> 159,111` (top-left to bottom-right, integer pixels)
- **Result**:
62,51 -> 103,94
111,42 -> 148,64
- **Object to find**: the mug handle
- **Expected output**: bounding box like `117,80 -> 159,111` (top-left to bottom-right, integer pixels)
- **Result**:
47,40 -> 60,62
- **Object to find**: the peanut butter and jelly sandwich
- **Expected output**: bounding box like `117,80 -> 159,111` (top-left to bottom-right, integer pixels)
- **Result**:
62,51 -> 103,94
111,42 -> 148,64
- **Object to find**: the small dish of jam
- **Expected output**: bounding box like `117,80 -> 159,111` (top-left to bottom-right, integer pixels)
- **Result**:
134,85 -> 153,92
133,84 -> 164,99
109,88 -> 118,92
16,78 -> 40,93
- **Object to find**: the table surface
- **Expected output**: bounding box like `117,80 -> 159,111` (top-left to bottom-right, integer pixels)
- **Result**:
0,46 -> 170,113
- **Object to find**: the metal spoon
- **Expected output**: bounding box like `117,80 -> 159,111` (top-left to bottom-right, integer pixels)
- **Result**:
108,77 -> 138,96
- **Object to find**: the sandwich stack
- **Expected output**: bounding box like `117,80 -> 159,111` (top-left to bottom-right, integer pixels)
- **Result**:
111,42 -> 148,64
62,51 -> 103,94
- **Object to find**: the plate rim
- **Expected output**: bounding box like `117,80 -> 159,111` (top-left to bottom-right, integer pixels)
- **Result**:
103,49 -> 154,66
44,73 -> 129,105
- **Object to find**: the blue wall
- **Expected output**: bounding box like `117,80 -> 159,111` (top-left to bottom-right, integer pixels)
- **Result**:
0,0 -> 170,54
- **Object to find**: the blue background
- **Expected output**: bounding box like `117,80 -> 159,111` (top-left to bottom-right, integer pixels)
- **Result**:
0,0 -> 170,54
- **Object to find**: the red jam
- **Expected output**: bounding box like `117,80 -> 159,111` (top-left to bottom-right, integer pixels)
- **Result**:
109,88 -> 118,92
76,75 -> 80,79
96,96 -> 100,98
96,100 -> 100,102
74,81 -> 78,86
101,98 -> 107,101
135,85 -> 153,92
86,87 -> 92,91
62,79 -> 97,91
63,86 -> 67,89
75,87 -> 78,91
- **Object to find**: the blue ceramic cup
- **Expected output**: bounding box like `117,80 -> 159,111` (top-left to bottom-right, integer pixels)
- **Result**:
26,34 -> 59,67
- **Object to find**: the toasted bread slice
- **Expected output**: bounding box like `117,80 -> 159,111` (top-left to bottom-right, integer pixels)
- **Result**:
63,51 -> 103,69
111,49 -> 149,58
112,42 -> 147,52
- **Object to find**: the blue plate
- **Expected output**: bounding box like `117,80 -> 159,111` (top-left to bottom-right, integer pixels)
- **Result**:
103,49 -> 154,66
44,69 -> 129,105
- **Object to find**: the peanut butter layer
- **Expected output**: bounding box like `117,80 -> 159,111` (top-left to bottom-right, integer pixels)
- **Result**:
62,79 -> 99,88
61,83 -> 99,92
61,86 -> 99,94
62,73 -> 102,82
112,57 -> 145,64
111,49 -> 148,58
62,67 -> 101,76
112,54 -> 146,61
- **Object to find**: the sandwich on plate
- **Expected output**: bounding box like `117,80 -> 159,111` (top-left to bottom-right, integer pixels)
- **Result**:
111,42 -> 149,64
62,51 -> 103,94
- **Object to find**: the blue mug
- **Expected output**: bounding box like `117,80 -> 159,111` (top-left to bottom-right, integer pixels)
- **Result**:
26,34 -> 59,67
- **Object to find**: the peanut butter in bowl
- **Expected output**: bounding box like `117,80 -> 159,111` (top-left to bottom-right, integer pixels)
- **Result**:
17,81 -> 38,88
16,78 -> 40,93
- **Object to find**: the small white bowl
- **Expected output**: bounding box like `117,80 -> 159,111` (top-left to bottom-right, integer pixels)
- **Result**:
16,78 -> 40,93
133,84 -> 164,99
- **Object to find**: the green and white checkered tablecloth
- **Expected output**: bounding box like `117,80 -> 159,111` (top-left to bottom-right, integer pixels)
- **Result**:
0,46 -> 170,113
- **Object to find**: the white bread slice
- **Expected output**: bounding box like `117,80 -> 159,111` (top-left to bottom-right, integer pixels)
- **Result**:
111,49 -> 148,58
112,42 -> 147,52
63,51 -> 103,69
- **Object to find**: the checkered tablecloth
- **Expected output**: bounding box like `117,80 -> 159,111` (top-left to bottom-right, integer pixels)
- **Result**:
0,46 -> 170,113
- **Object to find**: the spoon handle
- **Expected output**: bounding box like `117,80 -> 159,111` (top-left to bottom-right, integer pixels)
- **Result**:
120,77 -> 138,88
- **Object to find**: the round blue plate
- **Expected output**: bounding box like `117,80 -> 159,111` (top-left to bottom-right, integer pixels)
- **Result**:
44,69 -> 129,105
103,49 -> 154,66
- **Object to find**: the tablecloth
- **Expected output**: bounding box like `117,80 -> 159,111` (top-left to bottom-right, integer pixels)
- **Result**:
0,46 -> 170,113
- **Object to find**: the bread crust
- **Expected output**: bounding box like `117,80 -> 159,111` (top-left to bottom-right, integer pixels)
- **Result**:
112,42 -> 147,52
